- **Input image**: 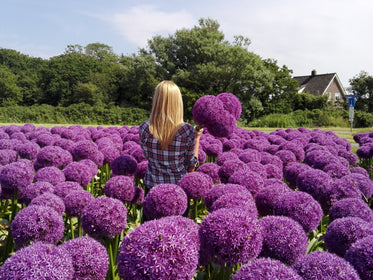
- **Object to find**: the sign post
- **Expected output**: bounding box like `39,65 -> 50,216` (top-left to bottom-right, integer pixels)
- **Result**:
345,95 -> 360,132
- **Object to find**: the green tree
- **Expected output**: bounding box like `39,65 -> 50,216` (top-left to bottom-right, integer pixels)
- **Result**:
72,82 -> 103,106
85,43 -> 118,63
0,65 -> 23,106
349,71 -> 373,112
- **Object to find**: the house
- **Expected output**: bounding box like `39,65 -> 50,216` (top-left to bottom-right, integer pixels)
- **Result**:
293,70 -> 347,103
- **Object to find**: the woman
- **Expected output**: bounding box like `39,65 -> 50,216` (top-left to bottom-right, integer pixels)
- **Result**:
139,81 -> 202,189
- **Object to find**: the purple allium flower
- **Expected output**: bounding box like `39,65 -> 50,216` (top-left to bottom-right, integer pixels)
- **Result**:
345,235 -> 373,280
59,236 -> 109,280
34,145 -> 73,170
204,183 -> 253,211
30,192 -> 65,215
99,145 -> 120,165
0,139 -> 15,149
54,137 -> 75,153
216,92 -> 242,120
324,217 -> 373,257
232,257 -> 302,280
54,181 -> 83,198
295,169 -> 333,211
264,163 -> 283,180
128,146 -> 146,163
198,148 -> 207,164
11,205 -> 65,248
273,191 -> 323,233
178,171 -> 213,200
63,189 -> 94,217
81,196 -> 127,238
260,152 -> 283,170
278,141 -> 305,162
275,149 -> 297,166
329,197 -> 373,222
349,173 -> 373,199
228,166 -> 264,197
17,141 -> 40,160
199,208 -> 263,266
18,181 -> 54,205
323,162 -> 350,178
131,186 -> 145,205
34,166 -> 66,186
216,151 -> 239,166
338,149 -> 358,165
304,149 -> 337,169
246,161 -> 267,178
104,175 -> 135,203
204,142 -> 223,158
110,154 -> 138,176
327,176 -> 362,207
0,242 -> 74,280
0,149 -> 18,165
117,215 -> 199,280
134,160 -> 147,179
79,158 -> 98,177
255,183 -> 292,216
293,251 -> 361,280
222,138 -> 239,152
238,148 -> 262,163
243,138 -> 270,152
350,166 -> 370,177
197,162 -> 221,184
210,192 -> 258,218
34,132 -> 55,147
218,159 -> 246,184
356,144 -> 373,159
63,161 -> 94,187
258,216 -> 308,265
143,183 -> 188,220
0,159 -> 34,199
267,134 -> 287,145
72,140 -> 103,165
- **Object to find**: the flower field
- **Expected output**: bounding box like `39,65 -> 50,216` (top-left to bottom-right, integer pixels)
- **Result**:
0,122 -> 373,279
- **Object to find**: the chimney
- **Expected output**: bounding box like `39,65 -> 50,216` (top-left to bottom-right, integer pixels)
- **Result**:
311,70 -> 317,76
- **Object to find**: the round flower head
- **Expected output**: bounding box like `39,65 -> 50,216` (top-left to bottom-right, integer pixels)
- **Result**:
222,138 -> 239,152
216,151 -> 239,166
283,162 -> 312,188
324,217 -> 373,257
260,152 -> 283,170
338,149 -> 358,165
78,158 -> 98,177
218,159 -> 246,184
258,216 -> 308,265
264,163 -> 283,180
17,141 -> 40,160
34,145 -> 73,170
238,148 -> 262,163
323,162 -> 350,179
30,192 -> 65,216
178,171 -> 213,200
255,183 -> 292,216
278,141 -> 305,162
59,236 -> 109,280
81,196 -> 127,238
204,142 -> 223,158
350,166 -> 370,177
72,140 -> 103,165
247,161 -> 267,178
243,137 -> 271,152
100,145 -> 120,165
293,251 -> 361,280
210,192 -> 258,218
143,183 -> 188,220
198,148 -> 207,164
131,186 -> 145,205
18,181 -> 55,205
197,162 -> 221,184
327,176 -> 362,208
228,166 -> 264,197
110,154 -> 138,176
0,159 -> 34,199
117,215 -> 199,280
356,144 -> 372,159
0,149 -> 18,165
0,242 -> 74,280
349,173 -> 373,199
275,149 -> 297,166
54,181 -> 82,198
64,189 -> 94,217
63,161 -> 94,187
34,166 -> 66,186
135,160 -> 147,179
11,205 -> 65,248
232,257 -> 302,280
273,191 -> 323,233
199,208 -> 263,266
204,183 -> 253,211
329,197 -> 373,222
34,132 -> 55,147
192,95 -> 225,128
345,235 -> 373,280
295,169 -> 333,212
216,92 -> 242,120
104,175 -> 135,203
205,110 -> 237,138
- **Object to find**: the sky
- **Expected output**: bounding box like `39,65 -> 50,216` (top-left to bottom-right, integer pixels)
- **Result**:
1,0 -> 372,90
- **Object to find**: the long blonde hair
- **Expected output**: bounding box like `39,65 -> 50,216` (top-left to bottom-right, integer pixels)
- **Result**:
149,81 -> 184,149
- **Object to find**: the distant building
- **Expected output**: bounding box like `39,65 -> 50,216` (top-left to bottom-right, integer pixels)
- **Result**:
293,70 -> 347,103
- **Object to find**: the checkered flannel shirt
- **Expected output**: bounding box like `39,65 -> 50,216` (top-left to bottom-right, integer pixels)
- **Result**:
139,120 -> 198,189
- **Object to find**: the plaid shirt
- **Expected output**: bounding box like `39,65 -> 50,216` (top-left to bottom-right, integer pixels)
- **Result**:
139,120 -> 198,189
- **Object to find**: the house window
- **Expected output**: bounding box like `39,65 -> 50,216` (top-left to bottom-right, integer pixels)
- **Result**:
335,92 -> 340,101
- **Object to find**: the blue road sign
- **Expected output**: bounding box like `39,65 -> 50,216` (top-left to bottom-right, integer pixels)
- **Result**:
349,97 -> 355,107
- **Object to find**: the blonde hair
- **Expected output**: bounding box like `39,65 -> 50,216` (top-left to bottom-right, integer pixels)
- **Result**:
149,81 -> 184,149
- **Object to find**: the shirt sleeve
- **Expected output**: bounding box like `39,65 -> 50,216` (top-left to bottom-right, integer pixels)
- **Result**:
183,124 -> 198,170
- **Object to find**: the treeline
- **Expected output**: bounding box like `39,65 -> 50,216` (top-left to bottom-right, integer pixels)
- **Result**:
1,18 -> 372,126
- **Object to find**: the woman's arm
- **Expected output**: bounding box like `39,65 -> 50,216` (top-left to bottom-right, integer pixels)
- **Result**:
188,127 -> 203,172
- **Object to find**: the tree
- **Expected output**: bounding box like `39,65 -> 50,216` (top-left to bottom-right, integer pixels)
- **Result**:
85,43 -> 119,63
349,71 -> 373,112
0,65 -> 23,106
72,82 -> 103,106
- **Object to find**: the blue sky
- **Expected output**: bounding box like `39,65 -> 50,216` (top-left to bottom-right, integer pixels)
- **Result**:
1,0 -> 372,89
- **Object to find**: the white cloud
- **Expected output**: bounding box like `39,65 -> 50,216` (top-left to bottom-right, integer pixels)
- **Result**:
102,5 -> 196,48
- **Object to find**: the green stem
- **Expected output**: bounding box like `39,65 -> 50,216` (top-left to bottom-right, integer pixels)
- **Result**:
106,237 -> 116,280
69,218 -> 75,239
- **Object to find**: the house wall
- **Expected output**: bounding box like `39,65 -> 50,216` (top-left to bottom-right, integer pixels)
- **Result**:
325,79 -> 342,101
